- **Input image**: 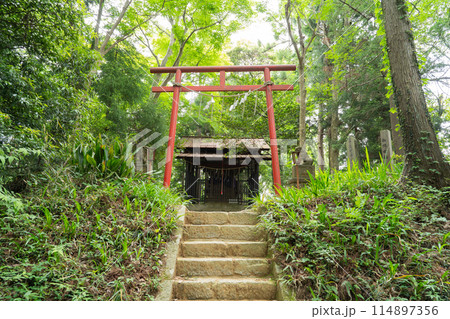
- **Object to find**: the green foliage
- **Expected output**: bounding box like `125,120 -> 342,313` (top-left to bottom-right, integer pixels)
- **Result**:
0,163 -> 183,300
143,0 -> 254,68
0,142 -> 43,192
0,0 -> 96,138
0,0 -> 100,190
255,160 -> 450,300
177,43 -> 299,140
0,115 -> 45,192
0,0 -> 84,57
308,1 -> 390,162
92,44 -> 166,137
70,135 -> 134,178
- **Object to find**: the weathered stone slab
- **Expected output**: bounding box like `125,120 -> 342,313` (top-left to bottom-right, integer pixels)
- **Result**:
176,257 -> 270,277
228,212 -> 259,225
288,163 -> 315,188
173,278 -> 277,300
185,211 -> 259,225
346,135 -> 360,168
181,241 -> 267,257
380,129 -> 394,164
185,212 -> 229,225
227,241 -> 267,257
183,225 -> 266,241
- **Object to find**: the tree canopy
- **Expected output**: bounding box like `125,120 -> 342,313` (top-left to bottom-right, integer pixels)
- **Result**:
1,0 -> 449,186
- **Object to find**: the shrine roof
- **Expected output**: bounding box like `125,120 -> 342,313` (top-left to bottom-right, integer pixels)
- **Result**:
177,136 -> 270,150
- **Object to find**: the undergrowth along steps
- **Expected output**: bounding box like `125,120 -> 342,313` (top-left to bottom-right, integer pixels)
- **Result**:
172,208 -> 277,300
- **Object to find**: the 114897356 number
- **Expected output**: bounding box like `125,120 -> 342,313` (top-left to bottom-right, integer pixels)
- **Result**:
372,305 -> 439,316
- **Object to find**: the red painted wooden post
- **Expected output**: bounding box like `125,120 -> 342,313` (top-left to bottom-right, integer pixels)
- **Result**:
264,67 -> 282,195
163,69 -> 182,188
220,70 -> 226,88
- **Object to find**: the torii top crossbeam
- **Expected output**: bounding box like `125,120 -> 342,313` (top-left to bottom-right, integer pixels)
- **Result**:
151,65 -> 296,92
150,64 -> 296,195
150,65 -> 296,73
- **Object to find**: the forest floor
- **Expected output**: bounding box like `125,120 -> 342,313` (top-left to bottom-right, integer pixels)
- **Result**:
1,153 -> 449,301
0,164 -> 183,301
255,160 -> 450,301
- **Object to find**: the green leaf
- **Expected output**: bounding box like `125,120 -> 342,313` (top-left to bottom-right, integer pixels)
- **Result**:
85,154 -> 96,167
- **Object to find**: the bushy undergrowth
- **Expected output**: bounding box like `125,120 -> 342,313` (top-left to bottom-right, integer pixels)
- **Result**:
256,159 -> 450,301
0,156 -> 183,300
70,135 -> 134,178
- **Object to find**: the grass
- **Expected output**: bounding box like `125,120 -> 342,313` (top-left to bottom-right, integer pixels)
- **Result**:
0,159 -> 183,300
255,157 -> 450,301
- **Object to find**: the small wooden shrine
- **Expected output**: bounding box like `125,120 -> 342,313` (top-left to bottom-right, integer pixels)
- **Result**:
177,137 -> 271,204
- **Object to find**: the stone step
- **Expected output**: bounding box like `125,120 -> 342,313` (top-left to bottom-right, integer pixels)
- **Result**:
173,277 -> 277,300
183,225 -> 266,241
181,241 -> 267,257
176,257 -> 271,277
185,211 -> 259,225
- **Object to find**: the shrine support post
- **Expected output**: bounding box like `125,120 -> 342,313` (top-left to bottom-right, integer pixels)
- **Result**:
163,69 -> 182,188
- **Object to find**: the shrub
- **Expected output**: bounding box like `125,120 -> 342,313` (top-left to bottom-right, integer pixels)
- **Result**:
0,163 -> 184,300
255,159 -> 450,301
70,135 -> 134,178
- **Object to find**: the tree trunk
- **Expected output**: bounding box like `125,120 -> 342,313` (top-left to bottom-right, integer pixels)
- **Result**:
86,0 -> 133,88
285,0 -> 316,151
382,0 -> 450,188
329,78 -> 340,171
298,60 -> 307,148
389,94 -> 404,155
317,103 -> 326,171
92,0 -> 105,51
99,0 -> 133,56
322,24 -> 339,171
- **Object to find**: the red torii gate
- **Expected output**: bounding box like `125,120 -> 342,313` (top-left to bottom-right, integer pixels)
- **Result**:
150,65 -> 296,195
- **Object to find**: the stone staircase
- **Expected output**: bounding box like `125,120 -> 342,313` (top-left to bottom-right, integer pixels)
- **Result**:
172,209 -> 276,300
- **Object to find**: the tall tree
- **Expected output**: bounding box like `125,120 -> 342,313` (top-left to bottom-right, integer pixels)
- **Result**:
134,0 -> 254,99
284,0 -> 321,150
308,0 -> 394,170
382,0 -> 450,188
0,0 -> 98,186
89,0 -> 166,57
321,22 -> 340,171
0,0 -> 95,140
93,43 -> 166,136
85,0 -> 168,88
